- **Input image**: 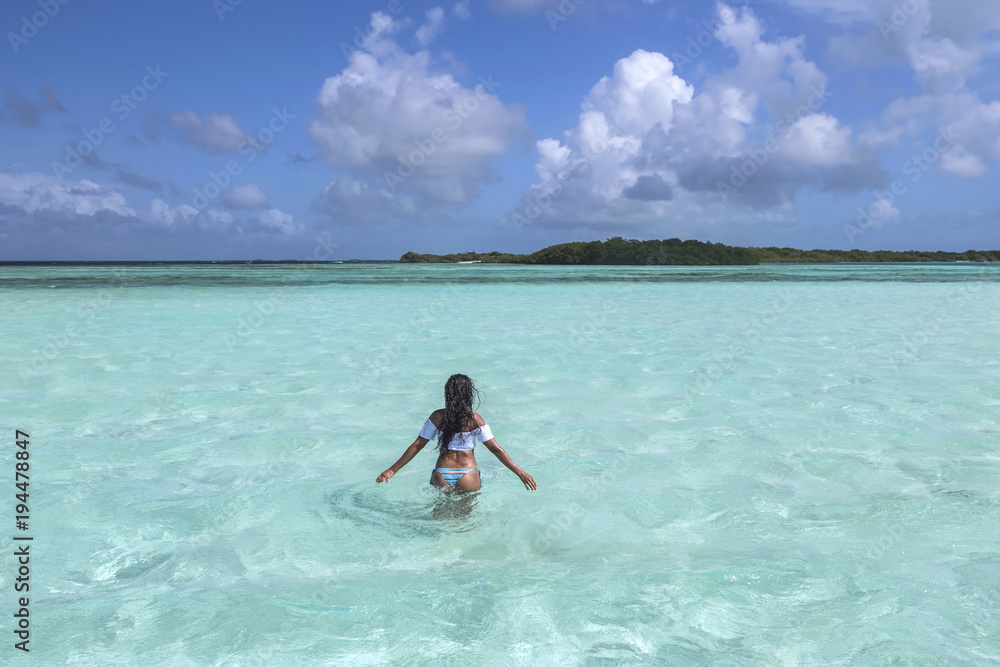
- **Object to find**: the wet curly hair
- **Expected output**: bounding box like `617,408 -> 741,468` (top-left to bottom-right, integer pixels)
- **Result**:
438,374 -> 480,450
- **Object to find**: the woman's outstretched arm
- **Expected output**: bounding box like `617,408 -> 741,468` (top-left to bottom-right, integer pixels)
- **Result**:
483,439 -> 537,490
376,437 -> 429,483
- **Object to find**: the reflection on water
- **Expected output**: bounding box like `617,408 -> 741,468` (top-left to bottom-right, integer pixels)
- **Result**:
323,484 -> 482,537
430,489 -> 480,523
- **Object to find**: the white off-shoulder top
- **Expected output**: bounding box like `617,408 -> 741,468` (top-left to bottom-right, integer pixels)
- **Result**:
419,419 -> 494,451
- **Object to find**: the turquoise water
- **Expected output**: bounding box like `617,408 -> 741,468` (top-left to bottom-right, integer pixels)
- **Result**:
1,263 -> 999,665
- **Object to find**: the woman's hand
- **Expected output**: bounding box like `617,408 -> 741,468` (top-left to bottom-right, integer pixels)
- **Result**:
376,469 -> 395,483
518,471 -> 537,491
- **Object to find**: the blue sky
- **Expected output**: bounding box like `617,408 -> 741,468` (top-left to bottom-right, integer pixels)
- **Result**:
1,0 -> 998,260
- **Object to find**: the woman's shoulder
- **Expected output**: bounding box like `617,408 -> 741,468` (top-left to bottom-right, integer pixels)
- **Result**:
472,412 -> 486,427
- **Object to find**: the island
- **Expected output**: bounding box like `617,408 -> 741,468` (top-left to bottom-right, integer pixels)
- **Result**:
400,237 -> 1000,265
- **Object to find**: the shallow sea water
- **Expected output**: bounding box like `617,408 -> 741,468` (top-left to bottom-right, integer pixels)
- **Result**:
1,263 -> 999,665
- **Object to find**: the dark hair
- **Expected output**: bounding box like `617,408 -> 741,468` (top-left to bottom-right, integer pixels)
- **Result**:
438,374 -> 480,450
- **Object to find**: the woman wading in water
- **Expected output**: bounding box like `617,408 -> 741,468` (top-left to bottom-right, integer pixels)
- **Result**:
376,374 -> 536,492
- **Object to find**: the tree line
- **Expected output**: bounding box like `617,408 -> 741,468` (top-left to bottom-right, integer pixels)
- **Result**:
400,237 -> 1000,265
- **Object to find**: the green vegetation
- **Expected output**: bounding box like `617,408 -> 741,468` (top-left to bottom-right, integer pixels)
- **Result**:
399,237 -> 1000,265
527,237 -> 759,265
753,247 -> 1000,263
399,250 -> 525,263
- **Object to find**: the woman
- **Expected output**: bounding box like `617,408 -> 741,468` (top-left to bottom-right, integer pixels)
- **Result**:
376,374 -> 537,491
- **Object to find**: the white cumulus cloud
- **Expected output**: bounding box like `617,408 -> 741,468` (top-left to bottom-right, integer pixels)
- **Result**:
416,7 -> 447,46
509,3 -> 881,231
308,12 -> 529,222
147,200 -> 239,233
257,208 -> 304,235
0,172 -> 135,217
166,111 -> 249,153
221,184 -> 271,209
780,114 -> 856,165
453,0 -> 471,20
149,199 -> 198,227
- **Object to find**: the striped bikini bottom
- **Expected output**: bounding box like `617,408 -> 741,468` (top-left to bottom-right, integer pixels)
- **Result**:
431,468 -> 482,488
